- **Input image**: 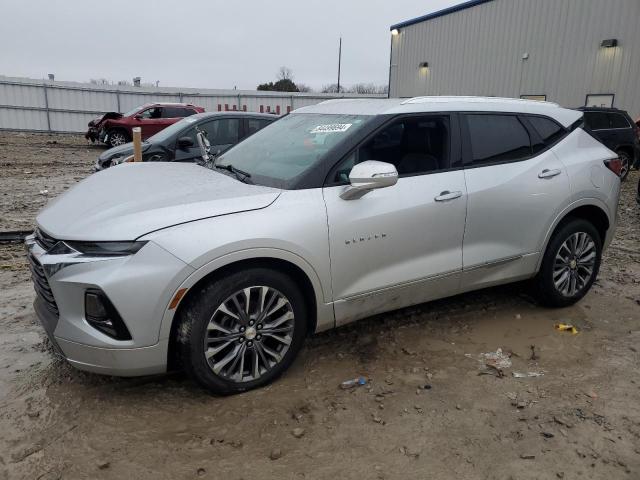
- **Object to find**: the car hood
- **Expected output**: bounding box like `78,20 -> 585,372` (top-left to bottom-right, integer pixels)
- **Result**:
37,163 -> 281,241
88,111 -> 123,127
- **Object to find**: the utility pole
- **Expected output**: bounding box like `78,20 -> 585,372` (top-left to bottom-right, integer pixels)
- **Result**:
337,37 -> 342,94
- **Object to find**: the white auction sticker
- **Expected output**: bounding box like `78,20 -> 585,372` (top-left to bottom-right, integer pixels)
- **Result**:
310,123 -> 352,134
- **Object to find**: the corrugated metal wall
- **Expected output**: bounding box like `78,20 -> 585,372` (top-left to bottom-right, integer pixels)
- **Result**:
389,0 -> 640,118
0,76 -> 383,133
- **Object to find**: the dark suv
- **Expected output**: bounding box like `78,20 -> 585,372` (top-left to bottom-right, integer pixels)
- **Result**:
86,103 -> 205,148
95,112 -> 275,170
579,107 -> 639,180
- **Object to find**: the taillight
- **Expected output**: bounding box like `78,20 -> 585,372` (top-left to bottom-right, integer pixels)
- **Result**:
604,158 -> 623,177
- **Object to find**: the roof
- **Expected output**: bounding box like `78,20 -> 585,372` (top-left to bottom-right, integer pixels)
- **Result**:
294,96 -> 582,128
390,0 -> 494,30
188,111 -> 277,120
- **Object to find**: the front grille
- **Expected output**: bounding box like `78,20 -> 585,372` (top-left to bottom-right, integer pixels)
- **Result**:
27,252 -> 59,317
35,228 -> 58,252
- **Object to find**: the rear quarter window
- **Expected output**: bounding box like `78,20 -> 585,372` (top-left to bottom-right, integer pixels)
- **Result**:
527,116 -> 566,147
608,113 -> 630,129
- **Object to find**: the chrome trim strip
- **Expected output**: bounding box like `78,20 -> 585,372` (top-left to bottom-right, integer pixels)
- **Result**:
338,268 -> 460,302
464,255 -> 524,272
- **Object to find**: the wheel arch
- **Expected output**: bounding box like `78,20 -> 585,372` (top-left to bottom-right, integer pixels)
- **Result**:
162,250 -> 333,370
537,200 -> 611,271
106,125 -> 130,139
615,144 -> 634,158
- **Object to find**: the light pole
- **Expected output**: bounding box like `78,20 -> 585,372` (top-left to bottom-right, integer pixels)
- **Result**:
337,37 -> 342,94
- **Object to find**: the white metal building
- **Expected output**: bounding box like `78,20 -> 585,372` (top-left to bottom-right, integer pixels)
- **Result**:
0,76 -> 383,133
389,0 -> 640,118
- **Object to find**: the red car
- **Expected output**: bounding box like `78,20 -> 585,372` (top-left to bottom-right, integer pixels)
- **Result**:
86,103 -> 205,147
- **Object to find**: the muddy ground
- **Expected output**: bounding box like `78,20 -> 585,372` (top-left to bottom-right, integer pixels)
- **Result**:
0,132 -> 639,480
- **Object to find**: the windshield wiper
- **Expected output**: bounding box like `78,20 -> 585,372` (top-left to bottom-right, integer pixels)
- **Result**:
214,163 -> 253,183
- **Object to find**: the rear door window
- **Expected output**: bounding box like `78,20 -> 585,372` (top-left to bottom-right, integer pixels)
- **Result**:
584,112 -> 609,130
202,118 -> 240,146
163,106 -> 188,118
608,113 -> 630,129
465,114 -> 531,165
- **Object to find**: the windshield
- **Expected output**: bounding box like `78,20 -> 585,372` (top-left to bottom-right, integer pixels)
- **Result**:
216,113 -> 371,188
122,105 -> 146,117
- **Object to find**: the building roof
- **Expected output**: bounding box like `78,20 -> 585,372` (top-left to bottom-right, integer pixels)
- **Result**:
390,0 -> 494,30
295,96 -> 582,127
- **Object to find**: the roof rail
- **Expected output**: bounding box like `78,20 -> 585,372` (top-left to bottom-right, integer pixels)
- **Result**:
401,96 -> 560,107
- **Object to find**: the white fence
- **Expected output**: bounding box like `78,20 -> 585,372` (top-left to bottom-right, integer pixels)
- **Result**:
0,76 -> 384,133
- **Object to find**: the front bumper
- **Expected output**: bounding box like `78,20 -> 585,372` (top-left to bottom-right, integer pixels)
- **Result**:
85,127 -> 99,142
26,233 -> 194,376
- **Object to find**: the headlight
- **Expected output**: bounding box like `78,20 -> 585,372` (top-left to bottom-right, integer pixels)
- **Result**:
64,241 -> 147,257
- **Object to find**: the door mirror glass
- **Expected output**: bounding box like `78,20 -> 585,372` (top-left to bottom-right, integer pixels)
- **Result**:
340,160 -> 398,200
177,136 -> 194,148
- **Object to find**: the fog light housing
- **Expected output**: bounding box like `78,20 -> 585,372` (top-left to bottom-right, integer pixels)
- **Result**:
85,289 -> 132,340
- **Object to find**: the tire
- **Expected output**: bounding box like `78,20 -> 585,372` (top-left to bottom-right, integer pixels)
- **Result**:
617,150 -> 631,181
175,268 -> 308,395
534,218 -> 602,308
107,129 -> 129,148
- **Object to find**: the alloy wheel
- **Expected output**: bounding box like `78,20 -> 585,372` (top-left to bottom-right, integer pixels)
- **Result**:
110,132 -> 127,146
203,286 -> 295,383
552,231 -> 596,297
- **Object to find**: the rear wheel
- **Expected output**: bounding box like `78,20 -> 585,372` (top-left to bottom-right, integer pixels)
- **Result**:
534,218 -> 602,307
617,150 -> 631,181
175,268 -> 308,394
107,129 -> 129,147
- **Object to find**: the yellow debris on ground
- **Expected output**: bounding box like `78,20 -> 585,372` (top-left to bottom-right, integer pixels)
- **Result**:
555,323 -> 579,335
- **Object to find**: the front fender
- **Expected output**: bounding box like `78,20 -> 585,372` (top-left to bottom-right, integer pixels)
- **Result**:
156,247 -> 335,342
143,189 -> 335,339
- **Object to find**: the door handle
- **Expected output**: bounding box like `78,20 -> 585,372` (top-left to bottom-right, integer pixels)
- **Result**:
434,190 -> 463,202
538,168 -> 562,179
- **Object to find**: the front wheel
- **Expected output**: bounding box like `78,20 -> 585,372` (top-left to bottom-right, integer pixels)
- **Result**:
534,219 -> 602,307
106,129 -> 129,147
175,268 -> 308,395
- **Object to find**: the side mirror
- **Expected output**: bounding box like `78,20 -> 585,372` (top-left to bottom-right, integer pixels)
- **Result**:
177,136 -> 194,148
134,114 -> 142,120
340,160 -> 398,200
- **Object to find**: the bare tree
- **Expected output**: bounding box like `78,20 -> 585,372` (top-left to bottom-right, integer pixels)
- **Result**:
321,83 -> 345,93
296,83 -> 313,93
348,83 -> 389,94
348,83 -> 377,94
89,78 -> 112,85
277,66 -> 294,81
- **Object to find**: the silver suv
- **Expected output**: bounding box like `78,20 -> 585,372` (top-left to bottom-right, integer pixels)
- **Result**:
27,97 -> 621,394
